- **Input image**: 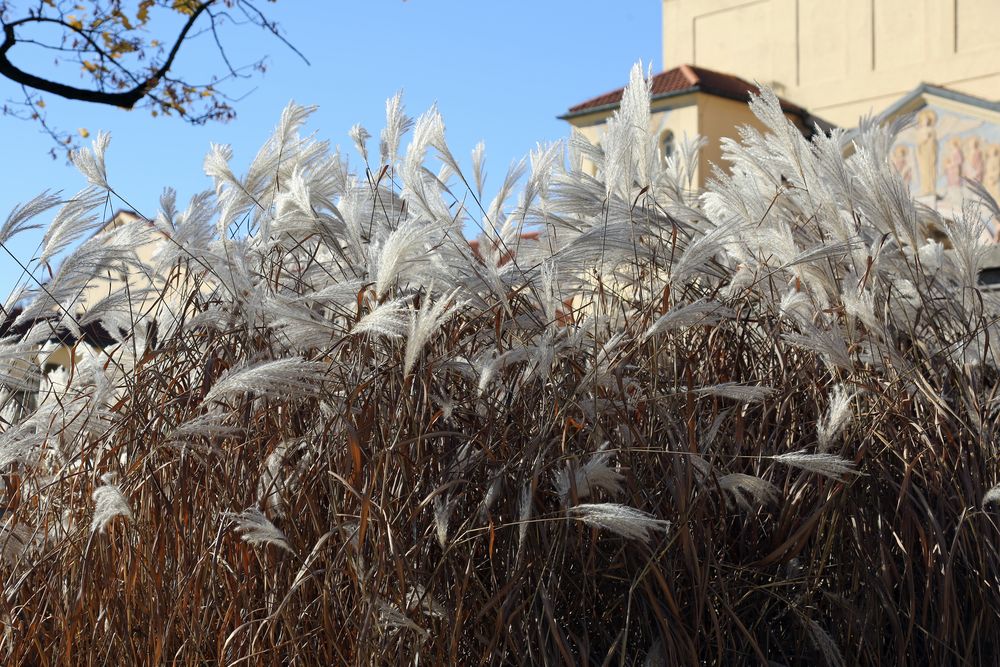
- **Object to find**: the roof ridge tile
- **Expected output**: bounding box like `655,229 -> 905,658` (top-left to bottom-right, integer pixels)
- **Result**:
678,64 -> 699,86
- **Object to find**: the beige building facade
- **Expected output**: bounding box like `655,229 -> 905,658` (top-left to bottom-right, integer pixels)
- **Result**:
662,0 -> 1000,128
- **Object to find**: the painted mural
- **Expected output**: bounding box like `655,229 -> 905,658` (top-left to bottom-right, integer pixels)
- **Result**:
892,103 -> 1000,241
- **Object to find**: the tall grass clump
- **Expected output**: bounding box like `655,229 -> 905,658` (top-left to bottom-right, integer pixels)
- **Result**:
0,64 -> 998,664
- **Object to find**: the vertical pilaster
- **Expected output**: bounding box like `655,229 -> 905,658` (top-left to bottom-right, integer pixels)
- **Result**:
770,0 -> 799,92
662,0 -> 693,71
846,0 -> 875,75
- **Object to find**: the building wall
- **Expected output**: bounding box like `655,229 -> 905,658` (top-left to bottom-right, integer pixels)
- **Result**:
694,93 -> 812,182
663,0 -> 1000,126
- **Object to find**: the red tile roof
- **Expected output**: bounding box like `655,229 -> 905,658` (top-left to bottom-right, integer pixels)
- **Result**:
561,64 -> 808,119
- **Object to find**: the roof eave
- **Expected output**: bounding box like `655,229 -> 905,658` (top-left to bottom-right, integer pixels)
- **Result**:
560,84 -> 811,123
558,86 -> 700,121
878,82 -> 1000,124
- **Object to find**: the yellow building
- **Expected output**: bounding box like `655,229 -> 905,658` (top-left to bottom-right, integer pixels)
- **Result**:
559,64 -> 827,186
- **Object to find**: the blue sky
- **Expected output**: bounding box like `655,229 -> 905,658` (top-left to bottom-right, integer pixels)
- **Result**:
0,1 -> 660,296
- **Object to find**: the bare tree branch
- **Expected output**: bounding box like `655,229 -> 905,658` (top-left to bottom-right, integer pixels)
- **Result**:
0,1 -> 214,109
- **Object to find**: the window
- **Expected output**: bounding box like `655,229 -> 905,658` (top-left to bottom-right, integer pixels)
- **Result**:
659,130 -> 675,164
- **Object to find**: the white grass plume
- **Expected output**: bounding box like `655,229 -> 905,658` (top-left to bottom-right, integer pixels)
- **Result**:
803,617 -> 846,667
0,423 -> 45,469
662,133 -> 706,197
785,239 -> 859,268
169,402 -> 237,434
37,188 -> 105,266
379,90 -> 412,166
258,439 -> 305,516
203,143 -> 238,195
0,521 -> 33,565
471,141 -> 487,198
0,351 -> 43,394
945,199 -> 991,289
91,475 -> 133,534
300,280 -> 367,309
771,450 -> 858,480
376,598 -> 429,638
669,223 -> 729,283
784,325 -> 853,371
403,288 -> 462,376
71,131 -> 111,190
15,215 -> 152,331
643,300 -> 735,339
405,584 -> 447,620
477,346 -> 532,394
917,238 -> 945,270
480,476 -> 504,518
983,483 -> 1000,508
432,495 -> 452,547
77,286 -> 153,334
1,191 -> 60,246
483,157 -> 527,227
224,508 -> 293,553
349,124 -> 371,162
841,288 -> 880,332
718,473 -> 779,510
779,290 -> 815,324
817,384 -> 854,452
554,447 -> 624,503
371,218 -> 438,299
401,106 -> 449,220
696,382 -> 774,403
600,62 -> 653,197
567,503 -> 670,544
204,358 -> 327,403
515,484 -> 532,566
351,297 -> 411,339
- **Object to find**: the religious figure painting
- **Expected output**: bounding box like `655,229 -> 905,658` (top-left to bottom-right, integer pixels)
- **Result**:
893,103 -> 1000,240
